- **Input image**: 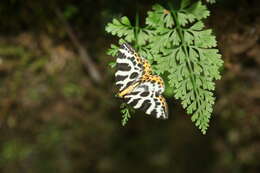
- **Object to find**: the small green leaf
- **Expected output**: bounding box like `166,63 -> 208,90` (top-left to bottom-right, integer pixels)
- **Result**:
137,28 -> 150,46
186,1 -> 210,20
146,4 -> 165,27
106,44 -> 119,56
190,21 -> 205,30
105,16 -> 134,42
121,16 -> 131,25
108,61 -> 116,68
164,12 -> 175,28
193,29 -> 217,48
181,0 -> 191,9
184,31 -> 194,45
177,12 -> 191,26
120,103 -> 134,126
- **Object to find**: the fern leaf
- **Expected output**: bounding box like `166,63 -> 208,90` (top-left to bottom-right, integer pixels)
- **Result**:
145,1 -> 223,134
105,1 -> 223,134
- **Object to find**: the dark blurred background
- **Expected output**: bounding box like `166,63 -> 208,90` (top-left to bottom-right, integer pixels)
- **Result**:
0,0 -> 260,172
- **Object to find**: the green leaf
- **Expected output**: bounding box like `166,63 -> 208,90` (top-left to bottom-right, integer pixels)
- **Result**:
187,101 -> 196,114
146,4 -> 165,27
106,44 -> 119,56
120,103 -> 133,126
137,28 -> 150,46
177,12 -> 191,26
149,30 -> 173,54
164,11 -> 175,28
121,16 -> 131,25
146,4 -> 174,28
193,29 -> 217,48
176,47 -> 186,64
139,45 -> 156,62
186,1 -> 210,20
171,30 -> 181,46
105,16 -> 134,42
184,31 -> 194,45
108,61 -> 116,68
154,51 -> 175,74
190,21 -> 205,30
180,0 -> 191,9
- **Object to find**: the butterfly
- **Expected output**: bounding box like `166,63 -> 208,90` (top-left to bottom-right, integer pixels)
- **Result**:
115,43 -> 168,119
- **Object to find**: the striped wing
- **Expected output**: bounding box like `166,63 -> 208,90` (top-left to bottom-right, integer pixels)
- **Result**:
123,78 -> 168,119
115,43 -> 151,91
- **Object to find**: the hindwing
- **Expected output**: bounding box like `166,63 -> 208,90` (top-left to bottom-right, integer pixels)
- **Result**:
123,78 -> 168,119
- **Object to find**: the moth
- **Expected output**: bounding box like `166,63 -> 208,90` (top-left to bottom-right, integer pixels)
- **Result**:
115,43 -> 168,119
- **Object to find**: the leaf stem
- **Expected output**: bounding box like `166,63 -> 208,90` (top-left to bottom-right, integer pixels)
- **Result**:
169,5 -> 201,109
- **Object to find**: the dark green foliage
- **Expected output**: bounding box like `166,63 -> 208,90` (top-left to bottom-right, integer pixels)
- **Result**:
105,0 -> 223,134
120,103 -> 133,126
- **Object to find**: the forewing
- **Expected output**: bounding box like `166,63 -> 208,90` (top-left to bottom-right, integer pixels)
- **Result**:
115,43 -> 143,91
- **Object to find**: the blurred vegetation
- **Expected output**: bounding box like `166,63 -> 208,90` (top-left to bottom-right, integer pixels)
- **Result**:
0,0 -> 260,173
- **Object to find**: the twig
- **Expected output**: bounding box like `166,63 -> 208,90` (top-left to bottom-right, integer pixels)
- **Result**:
55,8 -> 102,84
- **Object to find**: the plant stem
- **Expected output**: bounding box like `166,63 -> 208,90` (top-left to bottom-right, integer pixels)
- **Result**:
134,13 -> 140,51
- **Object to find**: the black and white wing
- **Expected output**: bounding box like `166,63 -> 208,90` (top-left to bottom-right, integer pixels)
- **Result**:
123,78 -> 168,119
115,43 -> 144,91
